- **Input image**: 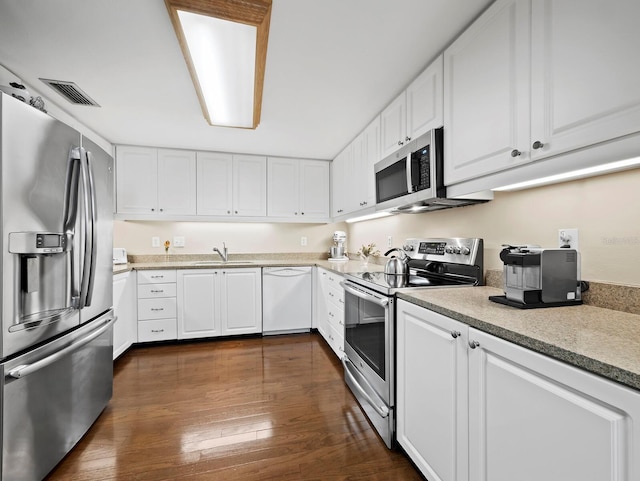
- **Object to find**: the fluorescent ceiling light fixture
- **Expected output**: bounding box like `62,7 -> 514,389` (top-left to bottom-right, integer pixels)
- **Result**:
165,0 -> 272,129
493,156 -> 640,191
345,211 -> 393,224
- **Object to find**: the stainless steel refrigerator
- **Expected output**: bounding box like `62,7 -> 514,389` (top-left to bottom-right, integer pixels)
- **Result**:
0,92 -> 115,480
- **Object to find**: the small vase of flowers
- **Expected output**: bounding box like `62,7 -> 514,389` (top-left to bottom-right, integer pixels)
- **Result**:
356,243 -> 380,267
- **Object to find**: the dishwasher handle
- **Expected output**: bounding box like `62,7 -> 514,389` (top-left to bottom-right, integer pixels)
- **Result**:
263,267 -> 311,277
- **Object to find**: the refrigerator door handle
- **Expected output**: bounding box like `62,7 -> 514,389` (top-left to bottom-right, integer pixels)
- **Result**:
6,316 -> 116,379
83,150 -> 98,307
64,147 -> 82,306
78,148 -> 97,308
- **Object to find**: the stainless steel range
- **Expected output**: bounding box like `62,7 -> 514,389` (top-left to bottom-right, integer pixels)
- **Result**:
341,237 -> 484,448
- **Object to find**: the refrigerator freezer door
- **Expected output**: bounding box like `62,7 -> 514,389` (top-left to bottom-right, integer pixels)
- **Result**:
78,136 -> 113,324
1,311 -> 114,481
1,93 -> 81,359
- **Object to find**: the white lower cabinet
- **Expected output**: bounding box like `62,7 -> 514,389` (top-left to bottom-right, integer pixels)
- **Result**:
112,271 -> 137,359
136,270 -> 178,342
316,268 -> 345,358
177,268 -> 262,339
397,300 -> 468,481
397,299 -> 640,481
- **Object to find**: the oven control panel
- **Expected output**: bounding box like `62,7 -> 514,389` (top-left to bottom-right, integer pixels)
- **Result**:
403,237 -> 482,265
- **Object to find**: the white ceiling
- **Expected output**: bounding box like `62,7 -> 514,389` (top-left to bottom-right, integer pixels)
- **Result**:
0,0 -> 492,160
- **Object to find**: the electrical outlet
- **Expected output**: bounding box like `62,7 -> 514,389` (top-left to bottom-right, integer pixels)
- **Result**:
558,228 -> 579,250
151,236 -> 160,248
301,236 -> 307,246
174,236 -> 185,248
387,236 -> 393,247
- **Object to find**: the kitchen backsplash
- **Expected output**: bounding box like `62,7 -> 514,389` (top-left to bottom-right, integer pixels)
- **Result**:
348,167 -> 640,288
114,220 -> 348,256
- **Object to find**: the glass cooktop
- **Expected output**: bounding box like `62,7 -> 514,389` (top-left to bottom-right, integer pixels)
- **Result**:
344,270 -> 475,295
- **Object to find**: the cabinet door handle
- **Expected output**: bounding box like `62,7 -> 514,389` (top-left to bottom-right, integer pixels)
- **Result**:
159,208 -> 164,212
405,136 -> 411,142
151,329 -> 165,333
227,210 -> 231,214
150,308 -> 164,312
397,140 -> 404,146
451,330 -> 461,339
532,140 -> 544,150
468,340 -> 480,349
150,290 -> 164,293
151,208 -> 155,212
510,149 -> 521,157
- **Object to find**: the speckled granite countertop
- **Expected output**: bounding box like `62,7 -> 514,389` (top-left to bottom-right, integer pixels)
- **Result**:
397,286 -> 640,391
113,258 -> 639,391
113,256 -> 385,275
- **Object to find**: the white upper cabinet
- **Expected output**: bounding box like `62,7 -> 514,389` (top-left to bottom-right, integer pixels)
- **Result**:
267,157 -> 298,217
381,93 -> 407,159
407,55 -> 444,144
529,0 -> 640,160
267,157 -> 329,220
116,146 -> 196,216
444,0 -> 531,186
115,146 -> 158,214
444,0 -> 640,187
331,115 -> 381,218
331,144 -> 351,217
381,55 -> 444,159
232,154 -> 267,217
299,159 -> 330,219
352,116 -> 380,210
157,149 -> 197,215
196,152 -> 233,216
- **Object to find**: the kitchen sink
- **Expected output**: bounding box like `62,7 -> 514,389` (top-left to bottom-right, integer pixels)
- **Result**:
190,260 -> 255,266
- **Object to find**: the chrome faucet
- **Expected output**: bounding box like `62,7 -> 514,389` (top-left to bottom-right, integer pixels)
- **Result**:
213,242 -> 228,262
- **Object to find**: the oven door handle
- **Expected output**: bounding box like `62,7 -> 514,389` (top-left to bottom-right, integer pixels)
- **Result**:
342,356 -> 389,419
340,282 -> 389,307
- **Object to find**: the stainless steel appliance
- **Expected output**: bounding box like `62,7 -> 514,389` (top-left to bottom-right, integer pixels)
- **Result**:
374,128 -> 491,213
341,237 -> 484,448
329,230 -> 347,260
489,245 -> 584,308
0,92 -> 115,481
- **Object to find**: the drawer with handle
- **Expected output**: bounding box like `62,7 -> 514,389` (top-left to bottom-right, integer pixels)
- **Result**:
138,298 -> 177,320
137,283 -> 177,299
137,318 -> 177,342
137,270 -> 177,284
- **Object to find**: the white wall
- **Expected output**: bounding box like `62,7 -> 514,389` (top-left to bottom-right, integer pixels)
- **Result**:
348,168 -> 640,286
114,221 -> 348,256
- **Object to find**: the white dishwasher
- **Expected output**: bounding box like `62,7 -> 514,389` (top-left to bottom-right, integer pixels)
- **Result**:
262,266 -> 312,335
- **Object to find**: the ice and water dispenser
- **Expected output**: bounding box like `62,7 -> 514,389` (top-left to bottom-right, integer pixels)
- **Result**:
8,232 -> 74,329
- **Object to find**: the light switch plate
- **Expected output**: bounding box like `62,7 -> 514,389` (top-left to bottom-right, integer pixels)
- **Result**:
152,236 -> 160,248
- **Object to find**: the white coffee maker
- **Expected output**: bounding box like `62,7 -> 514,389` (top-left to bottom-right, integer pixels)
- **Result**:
329,231 -> 347,260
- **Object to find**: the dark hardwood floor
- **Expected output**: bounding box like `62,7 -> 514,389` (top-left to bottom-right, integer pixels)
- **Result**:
46,333 -> 423,480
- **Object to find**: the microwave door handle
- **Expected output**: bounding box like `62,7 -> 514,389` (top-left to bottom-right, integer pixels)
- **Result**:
405,156 -> 413,193
340,282 -> 389,307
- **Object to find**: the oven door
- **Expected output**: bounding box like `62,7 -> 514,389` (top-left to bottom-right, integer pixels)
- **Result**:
341,280 -> 395,447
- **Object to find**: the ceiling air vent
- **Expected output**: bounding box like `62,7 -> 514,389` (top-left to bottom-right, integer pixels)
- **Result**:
39,79 -> 100,106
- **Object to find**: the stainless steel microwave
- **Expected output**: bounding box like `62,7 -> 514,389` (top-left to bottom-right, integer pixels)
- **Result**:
374,127 -> 489,213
